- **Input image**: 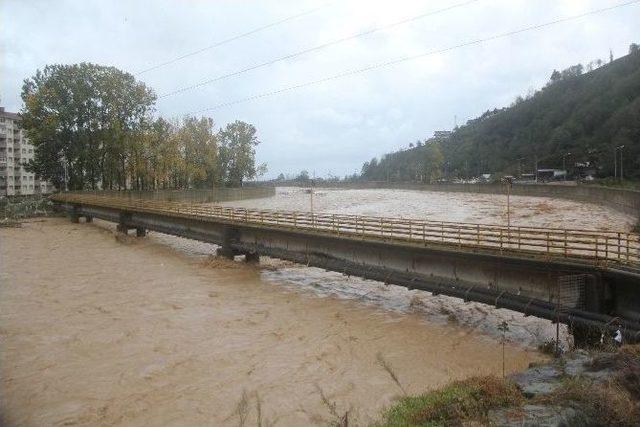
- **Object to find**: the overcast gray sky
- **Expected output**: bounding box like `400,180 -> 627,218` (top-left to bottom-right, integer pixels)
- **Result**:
1,0 -> 638,178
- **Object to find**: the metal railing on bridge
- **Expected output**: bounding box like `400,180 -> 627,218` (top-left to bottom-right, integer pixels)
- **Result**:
52,193 -> 640,269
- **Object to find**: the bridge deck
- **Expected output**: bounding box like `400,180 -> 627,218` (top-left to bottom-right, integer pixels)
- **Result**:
52,193 -> 640,270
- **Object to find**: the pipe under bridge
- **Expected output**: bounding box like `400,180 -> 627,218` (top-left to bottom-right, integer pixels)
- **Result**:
52,193 -> 640,343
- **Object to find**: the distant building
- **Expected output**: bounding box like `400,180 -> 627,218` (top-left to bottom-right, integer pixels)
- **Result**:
574,162 -> 597,180
537,169 -> 566,182
433,130 -> 452,139
0,107 -> 54,197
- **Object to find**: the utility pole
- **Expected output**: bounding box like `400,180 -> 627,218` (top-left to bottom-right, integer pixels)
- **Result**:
507,182 -> 511,228
310,170 -> 316,213
562,152 -> 571,181
614,147 -> 617,179
517,157 -> 525,178
619,145 -> 625,181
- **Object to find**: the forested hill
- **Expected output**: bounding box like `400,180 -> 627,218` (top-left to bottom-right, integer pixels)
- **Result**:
360,44 -> 640,181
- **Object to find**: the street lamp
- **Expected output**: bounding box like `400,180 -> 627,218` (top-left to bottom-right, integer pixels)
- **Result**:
616,145 -> 625,180
562,152 -> 571,181
517,157 -> 525,178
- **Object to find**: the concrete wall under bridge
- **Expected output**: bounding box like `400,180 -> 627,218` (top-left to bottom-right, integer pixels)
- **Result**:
55,198 -> 640,345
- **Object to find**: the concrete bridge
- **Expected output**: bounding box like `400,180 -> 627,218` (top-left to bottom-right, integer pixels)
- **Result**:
52,192 -> 640,343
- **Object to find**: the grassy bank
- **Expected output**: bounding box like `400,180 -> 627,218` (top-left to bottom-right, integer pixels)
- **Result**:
373,376 -> 522,426
0,195 -> 54,226
374,345 -> 640,426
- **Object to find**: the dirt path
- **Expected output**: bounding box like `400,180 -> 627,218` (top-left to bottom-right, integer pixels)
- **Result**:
0,218 -> 543,426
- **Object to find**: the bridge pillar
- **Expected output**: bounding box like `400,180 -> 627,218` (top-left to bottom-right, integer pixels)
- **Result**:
68,204 -> 81,223
85,216 -> 93,223
245,251 -> 260,263
136,227 -> 146,237
116,223 -> 129,235
219,226 -> 240,259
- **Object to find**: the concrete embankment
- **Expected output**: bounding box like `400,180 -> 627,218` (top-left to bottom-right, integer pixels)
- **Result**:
75,186 -> 276,204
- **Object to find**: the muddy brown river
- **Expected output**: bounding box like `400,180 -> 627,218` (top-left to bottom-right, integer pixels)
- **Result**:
1,217 -> 547,426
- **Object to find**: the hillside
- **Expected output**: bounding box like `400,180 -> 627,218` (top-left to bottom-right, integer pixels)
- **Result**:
360,44 -> 640,181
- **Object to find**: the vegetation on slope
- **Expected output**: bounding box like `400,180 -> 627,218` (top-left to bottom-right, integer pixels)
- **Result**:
374,345 -> 640,427
361,44 -> 640,182
373,376 -> 522,426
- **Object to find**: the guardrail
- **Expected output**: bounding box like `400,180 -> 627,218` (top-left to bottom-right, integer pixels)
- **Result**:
52,193 -> 640,268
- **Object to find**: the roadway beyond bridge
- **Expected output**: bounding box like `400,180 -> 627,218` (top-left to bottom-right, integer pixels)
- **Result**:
52,192 -> 640,344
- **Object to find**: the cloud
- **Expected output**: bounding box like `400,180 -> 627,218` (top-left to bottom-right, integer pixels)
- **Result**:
1,0 -> 638,177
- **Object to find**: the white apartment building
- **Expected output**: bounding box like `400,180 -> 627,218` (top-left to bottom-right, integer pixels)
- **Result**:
0,107 -> 54,197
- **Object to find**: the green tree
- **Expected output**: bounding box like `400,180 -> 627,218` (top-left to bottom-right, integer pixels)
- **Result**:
175,116 -> 218,188
218,120 -> 264,186
423,142 -> 444,182
20,63 -> 156,190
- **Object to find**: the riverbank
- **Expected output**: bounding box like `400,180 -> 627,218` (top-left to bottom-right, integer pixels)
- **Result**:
0,218 -> 544,426
374,345 -> 640,426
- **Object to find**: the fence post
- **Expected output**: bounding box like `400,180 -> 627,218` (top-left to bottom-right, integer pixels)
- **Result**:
617,232 -> 621,260
546,231 -> 550,255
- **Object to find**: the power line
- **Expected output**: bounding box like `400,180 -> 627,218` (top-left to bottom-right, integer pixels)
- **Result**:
135,2 -> 332,75
188,0 -> 640,114
158,0 -> 483,98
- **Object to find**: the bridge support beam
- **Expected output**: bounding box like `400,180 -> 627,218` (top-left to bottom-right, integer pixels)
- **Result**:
69,205 -> 95,223
218,226 -> 240,259
116,224 -> 129,234
115,211 -> 145,237
68,204 -> 81,223
245,251 -> 260,263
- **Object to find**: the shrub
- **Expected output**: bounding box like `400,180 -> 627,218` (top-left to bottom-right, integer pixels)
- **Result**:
375,376 -> 522,426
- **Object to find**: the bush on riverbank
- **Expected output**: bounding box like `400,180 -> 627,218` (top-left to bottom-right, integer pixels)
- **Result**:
375,345 -> 640,426
536,377 -> 639,426
0,195 -> 54,226
374,376 -> 522,426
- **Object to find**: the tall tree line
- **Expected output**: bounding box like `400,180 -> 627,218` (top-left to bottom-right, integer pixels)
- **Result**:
20,63 -> 265,191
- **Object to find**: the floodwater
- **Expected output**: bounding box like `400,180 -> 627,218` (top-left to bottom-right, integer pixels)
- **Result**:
221,187 -> 636,231
3,187 -> 629,426
1,218 -> 545,427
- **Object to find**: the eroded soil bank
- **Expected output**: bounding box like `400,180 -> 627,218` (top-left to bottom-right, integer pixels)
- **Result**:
0,218 -> 544,426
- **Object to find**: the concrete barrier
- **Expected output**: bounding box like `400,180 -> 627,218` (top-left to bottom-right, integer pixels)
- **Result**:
74,187 -> 276,204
